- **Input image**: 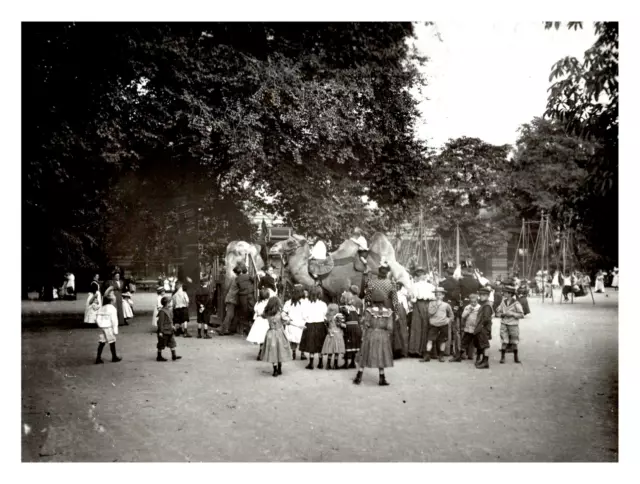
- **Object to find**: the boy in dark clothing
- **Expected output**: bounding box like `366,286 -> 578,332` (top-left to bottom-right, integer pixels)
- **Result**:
195,278 -> 212,339
473,287 -> 494,369
157,296 -> 182,362
235,262 -> 256,336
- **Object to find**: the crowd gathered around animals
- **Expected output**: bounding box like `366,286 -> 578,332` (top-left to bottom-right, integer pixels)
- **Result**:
78,230 -> 619,385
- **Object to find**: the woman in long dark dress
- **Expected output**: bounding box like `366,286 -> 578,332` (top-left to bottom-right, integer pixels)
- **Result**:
104,271 -> 125,327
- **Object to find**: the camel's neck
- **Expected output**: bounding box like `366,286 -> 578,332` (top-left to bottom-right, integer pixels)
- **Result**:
289,246 -> 315,287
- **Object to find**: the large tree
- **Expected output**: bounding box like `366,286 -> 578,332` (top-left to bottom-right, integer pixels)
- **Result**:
405,137 -> 515,260
545,21 -> 618,265
23,22 -> 430,290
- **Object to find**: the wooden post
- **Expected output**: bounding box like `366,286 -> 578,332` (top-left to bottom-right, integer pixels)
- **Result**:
455,224 -> 460,268
521,218 -> 526,280
438,236 -> 442,278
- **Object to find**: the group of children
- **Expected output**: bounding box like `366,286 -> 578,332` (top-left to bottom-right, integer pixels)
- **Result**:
245,284 -> 365,377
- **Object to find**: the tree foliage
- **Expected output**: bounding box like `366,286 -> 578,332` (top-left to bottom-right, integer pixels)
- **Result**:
544,21 -> 618,265
404,137 -> 515,258
23,22 -> 430,288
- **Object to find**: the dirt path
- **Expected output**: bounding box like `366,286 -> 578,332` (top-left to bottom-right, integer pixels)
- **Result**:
21,292 -> 618,462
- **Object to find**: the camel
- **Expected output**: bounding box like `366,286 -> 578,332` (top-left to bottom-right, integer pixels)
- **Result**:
271,232 -> 414,300
224,241 -> 264,293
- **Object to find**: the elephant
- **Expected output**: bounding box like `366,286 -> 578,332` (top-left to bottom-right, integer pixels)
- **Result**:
271,232 -> 414,301
224,241 -> 264,294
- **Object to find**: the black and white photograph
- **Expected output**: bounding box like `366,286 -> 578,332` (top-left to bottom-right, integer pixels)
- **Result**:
6,0 -> 633,472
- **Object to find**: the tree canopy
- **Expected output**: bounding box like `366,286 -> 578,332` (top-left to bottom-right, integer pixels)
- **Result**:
23,22 -> 429,287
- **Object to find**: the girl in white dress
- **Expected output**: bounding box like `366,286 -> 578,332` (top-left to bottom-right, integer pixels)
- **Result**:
281,285 -> 309,360
247,289 -> 271,360
611,268 -> 619,290
84,276 -> 102,324
122,288 -> 134,323
595,271 -> 606,293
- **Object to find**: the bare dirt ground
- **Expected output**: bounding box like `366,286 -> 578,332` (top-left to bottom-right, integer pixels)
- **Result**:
21,290 -> 618,462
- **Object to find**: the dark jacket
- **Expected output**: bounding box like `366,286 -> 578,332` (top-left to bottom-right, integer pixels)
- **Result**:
157,308 -> 174,335
473,301 -> 493,338
258,274 -> 276,292
236,274 -> 255,296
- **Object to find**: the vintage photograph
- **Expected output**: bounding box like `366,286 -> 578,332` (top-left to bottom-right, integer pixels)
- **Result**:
21,20 -> 618,462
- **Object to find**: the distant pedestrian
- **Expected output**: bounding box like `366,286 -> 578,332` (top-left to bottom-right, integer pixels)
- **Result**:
496,285 -> 524,364
262,296 -> 293,377
94,294 -> 122,364
156,295 -> 182,362
122,285 -> 134,325
611,267 -> 619,291
104,270 -> 125,328
595,270 -> 606,293
84,273 -> 102,325
321,303 -> 346,370
172,282 -> 191,337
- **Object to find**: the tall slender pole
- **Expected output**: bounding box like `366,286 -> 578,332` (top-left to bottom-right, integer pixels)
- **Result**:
521,218 -> 526,279
455,223 -> 460,267
438,236 -> 442,278
540,212 -> 546,303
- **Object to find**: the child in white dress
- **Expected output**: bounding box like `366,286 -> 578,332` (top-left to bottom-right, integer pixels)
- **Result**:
282,285 -> 309,360
247,289 -> 271,360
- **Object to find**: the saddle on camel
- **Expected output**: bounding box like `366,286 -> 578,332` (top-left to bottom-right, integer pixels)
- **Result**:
307,229 -> 374,282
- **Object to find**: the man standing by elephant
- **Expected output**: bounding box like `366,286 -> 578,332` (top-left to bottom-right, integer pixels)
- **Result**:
217,264 -> 242,336
235,262 -> 256,336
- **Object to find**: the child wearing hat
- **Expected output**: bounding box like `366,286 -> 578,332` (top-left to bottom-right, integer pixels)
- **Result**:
495,285 -> 524,363
424,287 -> 454,362
156,295 -> 182,362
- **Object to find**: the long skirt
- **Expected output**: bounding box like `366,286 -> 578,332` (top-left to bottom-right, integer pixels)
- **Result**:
262,328 -> 293,363
343,322 -> 362,353
393,305 -> 409,358
246,316 -> 269,344
299,322 -> 327,353
122,299 -> 134,319
595,280 -> 605,292
611,274 -> 619,288
408,301 -> 429,356
358,328 -> 394,368
321,330 -> 346,354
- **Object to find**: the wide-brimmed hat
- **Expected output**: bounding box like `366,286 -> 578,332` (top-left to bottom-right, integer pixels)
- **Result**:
434,286 -> 446,294
156,286 -> 165,295
502,285 -> 517,294
478,287 -> 492,295
414,267 -> 426,276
